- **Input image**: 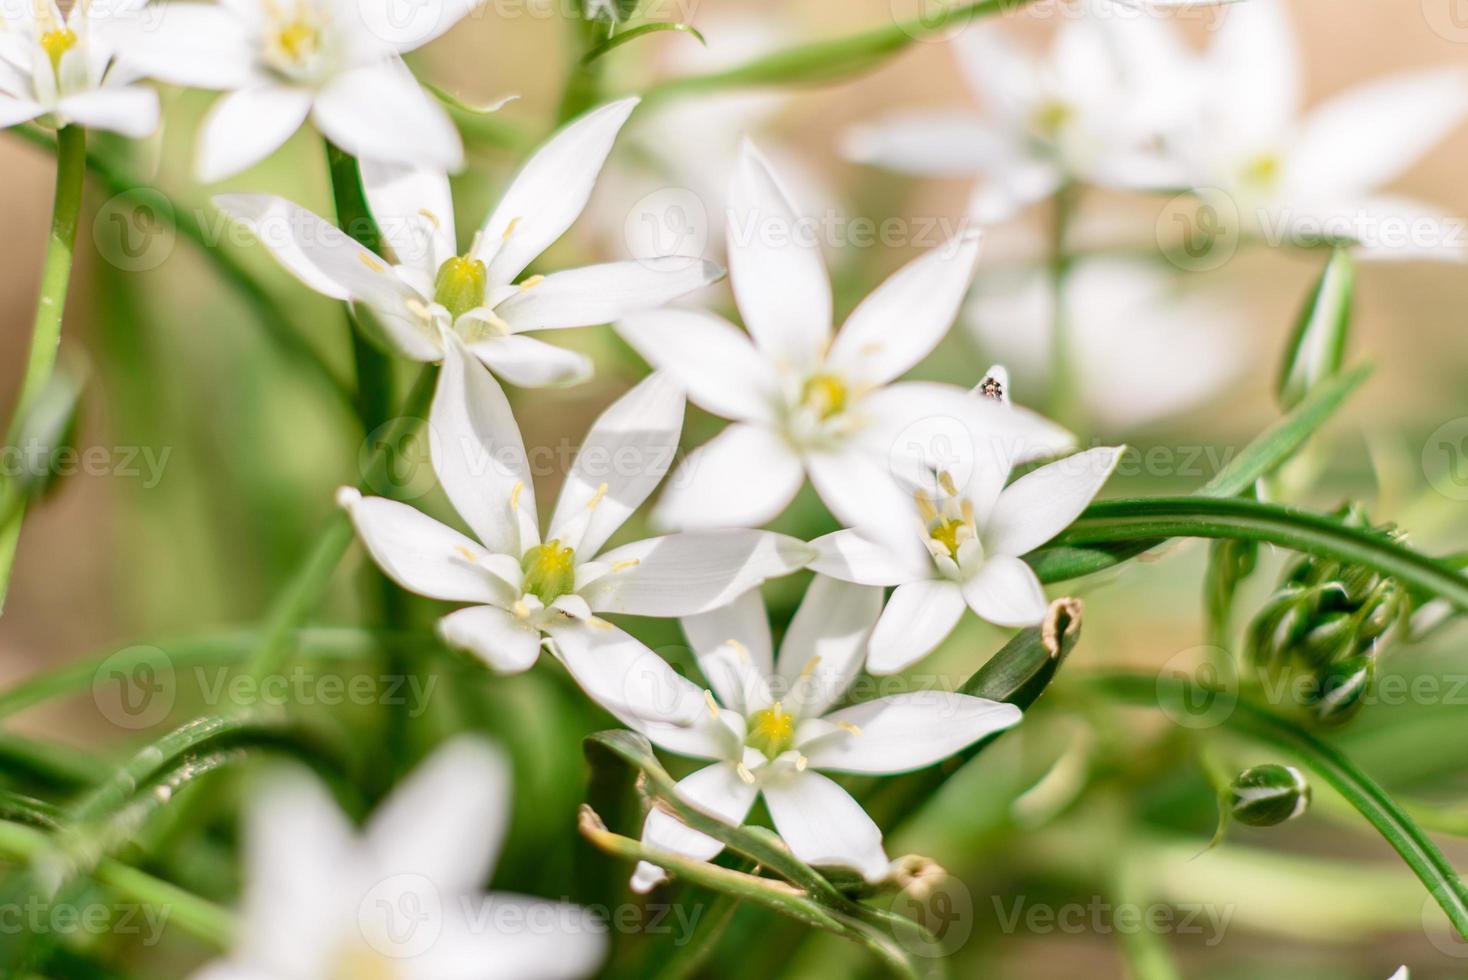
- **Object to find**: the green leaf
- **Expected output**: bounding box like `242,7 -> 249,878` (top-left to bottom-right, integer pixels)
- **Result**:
582,22 -> 706,65
1278,248 -> 1355,411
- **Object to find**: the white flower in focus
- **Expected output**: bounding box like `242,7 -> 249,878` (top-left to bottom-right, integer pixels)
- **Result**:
337,347 -> 814,699
617,140 -> 1073,533
812,381 -> 1121,673
191,737 -> 605,980
0,0 -> 160,137
216,99 -> 721,387
842,14 -> 1191,222
1175,0 -> 1468,261
965,257 -> 1247,430
575,576 -> 1023,892
114,0 -> 483,180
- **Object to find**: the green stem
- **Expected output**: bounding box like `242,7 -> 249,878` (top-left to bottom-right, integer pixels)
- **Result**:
1047,182 -> 1079,428
1088,672 -> 1468,941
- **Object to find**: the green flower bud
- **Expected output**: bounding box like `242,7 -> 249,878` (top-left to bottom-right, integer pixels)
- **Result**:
1307,654 -> 1374,726
1229,764 -> 1311,827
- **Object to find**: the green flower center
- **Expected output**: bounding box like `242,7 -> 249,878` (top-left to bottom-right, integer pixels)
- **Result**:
521,539 -> 576,606
746,702 -> 796,758
39,28 -> 76,74
800,373 -> 848,421
929,518 -> 966,561
1031,99 -> 1073,141
1241,152 -> 1281,190
434,255 -> 488,321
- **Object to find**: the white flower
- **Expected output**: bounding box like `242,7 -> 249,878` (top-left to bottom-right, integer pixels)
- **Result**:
841,13 -> 1189,222
811,385 -> 1121,673
191,737 -> 605,980
965,257 -> 1247,431
0,0 -> 160,137
216,98 -> 721,388
1174,0 -> 1468,260
114,0 -> 483,180
337,343 -> 814,694
617,139 -> 1072,533
576,576 -> 1023,892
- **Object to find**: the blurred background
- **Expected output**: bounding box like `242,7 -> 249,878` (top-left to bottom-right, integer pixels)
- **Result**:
2,0 -> 1468,976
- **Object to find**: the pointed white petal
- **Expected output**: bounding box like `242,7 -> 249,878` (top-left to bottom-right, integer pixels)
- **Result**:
496,258 -> 723,333
842,113 -> 1017,176
466,334 -> 593,388
0,96 -> 44,129
614,308 -> 778,423
583,531 -> 815,618
56,86 -> 158,137
983,446 -> 1121,558
360,159 -> 457,278
422,894 -> 606,980
430,336 -> 537,555
196,86 -> 312,182
961,555 -> 1047,627
475,97 -> 639,285
652,423 -> 804,531
548,372 -> 683,557
762,771 -> 889,883
1208,0 -> 1299,146
805,446 -> 915,537
681,587 -> 774,688
950,22 -> 1037,118
805,692 -> 1022,773
1287,67 -> 1468,196
313,59 -> 463,173
355,0 -> 484,54
109,6 -> 252,89
365,736 -> 509,892
826,231 -> 982,387
865,579 -> 966,675
726,139 -> 832,373
437,604 -> 543,674
809,529 -> 930,587
776,577 -> 882,718
631,761 -> 760,894
336,488 -> 499,603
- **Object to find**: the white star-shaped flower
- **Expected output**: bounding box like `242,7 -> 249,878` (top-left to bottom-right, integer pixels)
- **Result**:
114,0 -> 484,180
0,0 -> 160,137
812,375 -> 1121,673
569,577 -> 1022,892
217,98 -> 721,388
617,139 -> 1072,534
338,343 -> 814,702
191,737 -> 605,980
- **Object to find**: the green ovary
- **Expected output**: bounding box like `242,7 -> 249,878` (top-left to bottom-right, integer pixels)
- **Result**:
746,702 -> 796,758
434,255 -> 488,321
521,540 -> 577,606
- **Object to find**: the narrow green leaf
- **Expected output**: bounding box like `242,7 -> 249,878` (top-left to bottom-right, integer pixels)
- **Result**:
1278,248 -> 1355,411
582,22 -> 706,65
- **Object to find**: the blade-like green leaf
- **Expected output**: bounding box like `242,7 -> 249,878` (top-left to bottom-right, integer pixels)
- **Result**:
1278,247 -> 1355,411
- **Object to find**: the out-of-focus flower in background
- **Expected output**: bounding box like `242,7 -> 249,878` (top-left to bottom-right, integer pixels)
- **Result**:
191,737 -> 606,980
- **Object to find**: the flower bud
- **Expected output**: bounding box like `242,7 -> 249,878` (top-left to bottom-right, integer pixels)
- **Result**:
1306,654 -> 1374,726
1229,764 -> 1310,827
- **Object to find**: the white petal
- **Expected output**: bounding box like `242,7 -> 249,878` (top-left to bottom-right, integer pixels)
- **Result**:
961,555 -> 1047,627
681,587 -> 774,690
969,159 -> 1064,224
188,964 -> 276,980
475,97 -> 639,285
495,258 -> 724,333
726,139 -> 832,373
360,159 -> 457,278
776,576 -> 882,718
337,488 -> 499,603
109,6 -> 252,89
1208,0 -> 1299,146
631,761 -> 760,894
614,308 -> 778,423
548,372 -> 683,557
805,692 -> 1022,773
466,334 -> 593,388
365,736 -> 509,893
0,96 -> 43,128
826,231 -> 982,388
805,446 -> 915,537
652,423 -> 804,531
950,22 -> 1037,119
762,771 -> 889,883
56,86 -> 158,137
583,531 -> 815,618
430,335 -> 537,555
354,0 -> 483,54
196,86 -> 312,182
865,579 -> 966,675
313,59 -> 463,173
437,604 -> 542,674
419,894 -> 606,980
1287,67 -> 1468,196
809,529 -> 930,587
842,112 -> 1018,176
983,446 -> 1121,558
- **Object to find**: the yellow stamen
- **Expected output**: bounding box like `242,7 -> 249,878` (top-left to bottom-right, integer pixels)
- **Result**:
937,470 -> 959,497
417,208 -> 441,230
835,721 -> 863,737
519,274 -> 545,290
510,481 -> 524,512
610,558 -> 641,573
703,690 -> 720,719
800,373 -> 848,421
586,482 -> 609,510
913,490 -> 937,524
735,763 -> 756,785
357,253 -> 386,273
798,655 -> 822,680
502,216 -> 522,241
39,28 -> 76,73
512,599 -> 531,619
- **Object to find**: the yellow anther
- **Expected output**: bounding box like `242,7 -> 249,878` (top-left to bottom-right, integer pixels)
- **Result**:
417,208 -> 441,230
703,690 -> 720,719
937,470 -> 959,497
510,481 -> 524,512
913,490 -> 937,523
455,546 -> 477,561
586,482 -> 609,510
610,558 -> 641,573
357,253 -> 386,273
798,655 -> 822,680
836,721 -> 863,737
519,274 -> 545,290
960,498 -> 975,524
512,599 -> 531,619
502,216 -> 522,241
735,763 -> 756,785
405,298 -> 433,319
794,754 -> 808,772
726,638 -> 749,662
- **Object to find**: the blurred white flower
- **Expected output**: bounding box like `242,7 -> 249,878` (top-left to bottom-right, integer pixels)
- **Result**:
338,353 -> 813,695
965,257 -> 1247,430
192,737 -> 605,980
1174,0 -> 1468,260
574,577 -> 1022,892
216,99 -> 720,387
617,140 -> 1073,533
812,390 -> 1120,672
115,0 -> 483,180
842,12 -> 1191,222
0,0 -> 160,136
